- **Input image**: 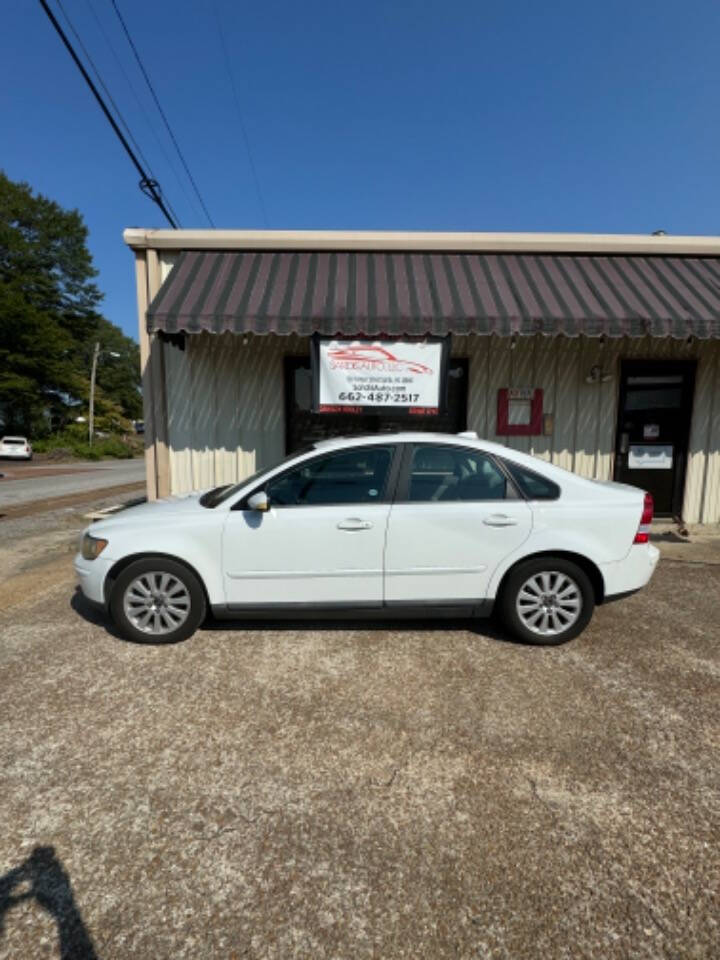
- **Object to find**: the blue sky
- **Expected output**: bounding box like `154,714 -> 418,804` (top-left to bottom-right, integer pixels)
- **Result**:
3,0 -> 720,340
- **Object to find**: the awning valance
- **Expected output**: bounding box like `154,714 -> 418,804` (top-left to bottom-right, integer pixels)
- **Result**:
147,250 -> 720,338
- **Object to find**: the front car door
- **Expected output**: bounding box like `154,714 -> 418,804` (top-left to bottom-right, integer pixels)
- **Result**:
384,443 -> 533,604
222,444 -> 399,607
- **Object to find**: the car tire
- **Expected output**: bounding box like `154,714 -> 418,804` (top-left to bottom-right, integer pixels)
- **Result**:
498,556 -> 595,646
110,557 -> 206,644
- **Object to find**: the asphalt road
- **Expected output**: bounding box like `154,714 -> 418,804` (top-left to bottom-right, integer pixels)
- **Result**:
0,458 -> 145,508
0,495 -> 719,959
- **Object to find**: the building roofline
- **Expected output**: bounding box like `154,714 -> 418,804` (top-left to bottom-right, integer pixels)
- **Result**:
123,228 -> 720,256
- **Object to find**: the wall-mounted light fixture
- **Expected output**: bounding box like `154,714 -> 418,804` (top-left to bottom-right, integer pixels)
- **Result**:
585,334 -> 612,384
585,364 -> 613,384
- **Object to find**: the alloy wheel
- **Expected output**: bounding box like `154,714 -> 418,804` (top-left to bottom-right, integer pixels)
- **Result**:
122,571 -> 192,636
515,570 -> 582,637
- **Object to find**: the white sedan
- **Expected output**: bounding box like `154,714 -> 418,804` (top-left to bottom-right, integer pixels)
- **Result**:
0,436 -> 33,460
74,432 -> 659,646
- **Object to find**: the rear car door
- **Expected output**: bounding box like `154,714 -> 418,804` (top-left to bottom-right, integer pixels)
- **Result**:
384,444 -> 533,603
222,444 -> 398,607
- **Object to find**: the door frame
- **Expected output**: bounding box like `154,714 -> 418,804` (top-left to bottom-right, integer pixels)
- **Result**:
613,358 -> 697,517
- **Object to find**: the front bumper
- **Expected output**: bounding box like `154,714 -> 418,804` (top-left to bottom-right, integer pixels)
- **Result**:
74,553 -> 114,607
599,543 -> 660,600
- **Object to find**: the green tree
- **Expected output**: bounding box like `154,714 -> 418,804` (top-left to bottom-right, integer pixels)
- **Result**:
93,317 -> 143,423
0,171 -> 141,434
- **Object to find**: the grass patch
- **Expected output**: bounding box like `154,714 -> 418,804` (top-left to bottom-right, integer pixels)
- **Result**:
33,431 -> 141,460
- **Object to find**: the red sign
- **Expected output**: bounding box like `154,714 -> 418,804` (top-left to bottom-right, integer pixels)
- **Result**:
497,388 -> 544,436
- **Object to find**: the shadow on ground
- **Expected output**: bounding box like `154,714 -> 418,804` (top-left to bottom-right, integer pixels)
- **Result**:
0,846 -> 99,960
650,530 -> 690,544
70,590 -> 126,642
71,587 -> 514,644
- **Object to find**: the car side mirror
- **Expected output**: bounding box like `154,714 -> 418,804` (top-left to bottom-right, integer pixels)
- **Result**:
247,490 -> 270,512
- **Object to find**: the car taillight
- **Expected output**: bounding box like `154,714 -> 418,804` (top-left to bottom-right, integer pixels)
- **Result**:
634,492 -> 654,544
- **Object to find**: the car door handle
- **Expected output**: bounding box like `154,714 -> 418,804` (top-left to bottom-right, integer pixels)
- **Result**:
337,518 -> 373,531
483,514 -> 519,527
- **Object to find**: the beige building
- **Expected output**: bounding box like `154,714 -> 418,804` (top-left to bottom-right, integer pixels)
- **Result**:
125,229 -> 720,524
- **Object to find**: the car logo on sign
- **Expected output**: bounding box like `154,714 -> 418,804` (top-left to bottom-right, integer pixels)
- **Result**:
328,345 -> 433,374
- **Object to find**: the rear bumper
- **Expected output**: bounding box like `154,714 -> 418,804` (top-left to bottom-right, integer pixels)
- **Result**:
600,544 -> 660,600
73,553 -> 113,607
0,451 -> 31,459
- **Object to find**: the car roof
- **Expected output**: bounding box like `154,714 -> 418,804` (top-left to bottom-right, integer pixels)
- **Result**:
311,431 -> 506,454
1,436 -> 28,441
311,431 -> 469,448
307,431 -> 583,484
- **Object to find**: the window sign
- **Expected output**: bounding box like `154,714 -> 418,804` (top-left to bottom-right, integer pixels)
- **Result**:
312,337 -> 449,415
508,399 -> 532,425
496,388 -> 544,436
628,445 -> 673,470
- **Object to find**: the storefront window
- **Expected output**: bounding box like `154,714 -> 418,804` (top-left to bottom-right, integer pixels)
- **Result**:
284,357 -> 468,452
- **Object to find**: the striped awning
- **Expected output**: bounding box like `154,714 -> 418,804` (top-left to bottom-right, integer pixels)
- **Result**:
147,250 -> 720,338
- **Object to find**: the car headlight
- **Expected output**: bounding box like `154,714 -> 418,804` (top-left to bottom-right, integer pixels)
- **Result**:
81,533 -> 108,561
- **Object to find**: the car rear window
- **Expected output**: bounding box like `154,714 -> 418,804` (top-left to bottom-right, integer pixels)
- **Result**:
2,438 -> 25,445
503,460 -> 560,500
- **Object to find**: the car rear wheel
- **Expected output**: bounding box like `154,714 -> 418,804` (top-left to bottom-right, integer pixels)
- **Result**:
110,558 -> 206,644
498,557 -> 594,645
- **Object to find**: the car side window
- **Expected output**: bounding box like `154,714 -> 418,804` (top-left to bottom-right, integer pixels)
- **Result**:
265,446 -> 394,507
407,446 -> 508,502
502,460 -> 560,500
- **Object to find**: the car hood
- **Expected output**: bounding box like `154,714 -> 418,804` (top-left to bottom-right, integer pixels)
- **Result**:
88,491 -> 208,533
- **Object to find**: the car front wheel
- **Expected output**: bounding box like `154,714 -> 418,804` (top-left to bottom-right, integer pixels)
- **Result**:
110,558 -> 206,643
498,557 -> 595,645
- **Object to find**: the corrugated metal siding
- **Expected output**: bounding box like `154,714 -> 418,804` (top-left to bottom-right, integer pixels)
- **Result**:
686,342 -> 720,523
163,333 -> 720,524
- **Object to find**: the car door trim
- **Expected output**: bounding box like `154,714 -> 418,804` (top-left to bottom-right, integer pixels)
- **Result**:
226,568 -> 381,580
385,565 -> 487,576
213,598 -> 494,618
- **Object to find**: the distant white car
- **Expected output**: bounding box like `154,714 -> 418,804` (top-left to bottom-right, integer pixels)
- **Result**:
75,432 -> 659,646
0,436 -> 32,460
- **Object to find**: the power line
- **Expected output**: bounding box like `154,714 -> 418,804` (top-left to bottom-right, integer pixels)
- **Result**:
38,0 -> 179,227
109,0 -> 216,227
54,0 -> 182,228
83,0 -> 198,223
212,1 -> 269,227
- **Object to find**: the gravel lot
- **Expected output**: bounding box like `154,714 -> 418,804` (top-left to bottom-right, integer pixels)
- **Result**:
1,500 -> 719,959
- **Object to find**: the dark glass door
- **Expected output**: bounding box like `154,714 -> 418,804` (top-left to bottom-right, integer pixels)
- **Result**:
284,356 -> 468,453
613,360 -> 696,516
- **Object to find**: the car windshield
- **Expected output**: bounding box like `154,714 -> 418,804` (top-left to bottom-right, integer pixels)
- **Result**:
199,446 -> 315,508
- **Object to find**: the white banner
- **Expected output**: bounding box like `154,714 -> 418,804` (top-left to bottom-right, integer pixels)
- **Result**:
628,444 -> 673,470
317,340 -> 444,410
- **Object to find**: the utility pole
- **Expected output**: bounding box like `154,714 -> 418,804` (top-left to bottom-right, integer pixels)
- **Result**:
89,344 -> 122,444
89,341 -> 100,446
